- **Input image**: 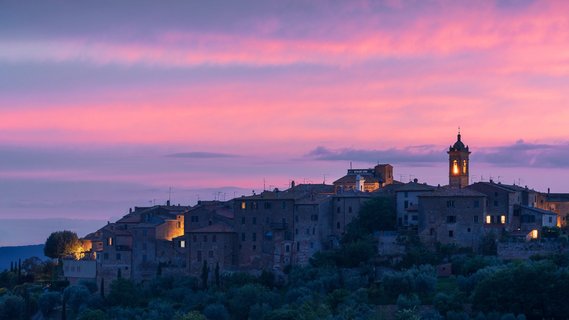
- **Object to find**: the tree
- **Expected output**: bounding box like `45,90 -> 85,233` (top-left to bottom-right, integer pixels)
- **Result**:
107,278 -> 139,307
215,262 -> 221,288
44,231 -> 83,260
343,196 -> 396,243
201,261 -> 209,290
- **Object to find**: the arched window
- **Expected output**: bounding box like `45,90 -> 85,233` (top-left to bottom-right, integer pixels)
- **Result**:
462,160 -> 468,174
452,160 -> 459,175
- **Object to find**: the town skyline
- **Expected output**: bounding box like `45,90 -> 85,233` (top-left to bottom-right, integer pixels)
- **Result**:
2,0 -> 569,246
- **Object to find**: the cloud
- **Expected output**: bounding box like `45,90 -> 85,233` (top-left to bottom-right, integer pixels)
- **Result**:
474,140 -> 569,168
306,145 -> 444,164
307,140 -> 569,169
166,152 -> 239,159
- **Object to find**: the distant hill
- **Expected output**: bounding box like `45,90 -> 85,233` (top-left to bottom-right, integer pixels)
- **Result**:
0,245 -> 46,271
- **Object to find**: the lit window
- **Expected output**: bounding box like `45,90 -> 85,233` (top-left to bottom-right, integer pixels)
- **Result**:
531,229 -> 538,239
241,201 -> 246,210
107,237 -> 113,246
462,160 -> 467,174
452,160 -> 459,175
180,240 -> 186,248
500,215 -> 506,224
486,215 -> 492,224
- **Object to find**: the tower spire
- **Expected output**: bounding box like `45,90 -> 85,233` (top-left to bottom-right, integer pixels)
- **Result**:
457,126 -> 461,141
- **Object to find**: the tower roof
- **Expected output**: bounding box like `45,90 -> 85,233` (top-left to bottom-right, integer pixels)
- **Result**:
449,130 -> 469,152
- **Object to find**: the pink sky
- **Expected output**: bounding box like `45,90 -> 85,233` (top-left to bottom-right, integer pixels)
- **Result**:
1,1 -> 569,244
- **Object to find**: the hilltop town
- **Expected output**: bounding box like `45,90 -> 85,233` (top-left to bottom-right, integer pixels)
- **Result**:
60,132 -> 569,292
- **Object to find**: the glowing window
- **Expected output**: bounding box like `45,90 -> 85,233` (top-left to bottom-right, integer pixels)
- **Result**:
180,240 -> 186,248
241,201 -> 246,210
500,215 -> 506,224
531,229 -> 538,239
452,160 -> 459,175
107,237 -> 113,246
485,215 -> 492,224
462,160 -> 467,174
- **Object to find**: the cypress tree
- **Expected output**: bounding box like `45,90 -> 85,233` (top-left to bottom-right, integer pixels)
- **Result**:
215,262 -> 220,288
100,278 -> 105,299
201,260 -> 209,290
10,261 -> 13,273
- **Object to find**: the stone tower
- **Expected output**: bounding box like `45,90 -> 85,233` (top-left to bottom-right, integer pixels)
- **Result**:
448,129 -> 470,188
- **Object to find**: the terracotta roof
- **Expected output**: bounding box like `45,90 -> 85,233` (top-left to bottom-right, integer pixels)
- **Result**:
333,174 -> 379,185
419,187 -> 486,198
189,223 -> 235,233
520,205 -> 558,216
546,193 -> 569,202
396,182 -> 437,192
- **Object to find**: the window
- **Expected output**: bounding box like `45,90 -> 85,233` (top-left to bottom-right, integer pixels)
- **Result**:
500,215 -> 506,224
180,240 -> 186,248
449,230 -> 454,238
191,216 -> 199,223
241,233 -> 246,241
474,216 -> 479,223
264,202 -> 272,209
306,228 -> 310,235
297,242 -> 300,251
197,251 -> 202,262
462,160 -> 467,174
452,160 -> 459,175
282,202 -> 286,209
107,237 -> 113,246
473,200 -> 479,208
549,216 -> 553,223
253,245 -> 256,251
337,222 -> 341,229
295,215 -> 299,222
404,192 -> 408,198
404,200 -> 409,209
241,201 -> 246,210
446,200 -> 455,208
252,233 -> 257,242
312,227 -> 315,235
412,215 -> 418,221
486,216 -> 492,224
348,206 -> 353,213
446,216 -> 457,223
252,217 -> 257,225
177,221 -> 181,228
430,228 -> 435,236
295,228 -> 298,235
285,245 -> 290,253
467,228 -> 471,232
310,242 -> 314,249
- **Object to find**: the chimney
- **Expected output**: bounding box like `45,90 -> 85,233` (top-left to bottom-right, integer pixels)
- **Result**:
291,180 -> 296,188
413,178 -> 418,183
548,188 -> 551,194
129,208 -> 132,213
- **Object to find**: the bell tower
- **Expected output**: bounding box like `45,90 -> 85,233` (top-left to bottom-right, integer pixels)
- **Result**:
448,128 -> 470,188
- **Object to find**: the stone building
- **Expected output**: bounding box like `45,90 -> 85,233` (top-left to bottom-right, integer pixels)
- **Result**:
542,193 -> 569,227
329,190 -> 372,246
395,180 -> 435,229
418,187 -> 486,250
333,164 -> 394,193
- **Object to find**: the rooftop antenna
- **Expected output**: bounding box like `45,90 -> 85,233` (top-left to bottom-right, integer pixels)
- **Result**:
263,178 -> 266,191
350,161 -> 352,169
323,174 -> 327,184
168,187 -> 172,202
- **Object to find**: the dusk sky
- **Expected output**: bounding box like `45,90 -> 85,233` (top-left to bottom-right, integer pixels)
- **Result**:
2,0 -> 569,245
